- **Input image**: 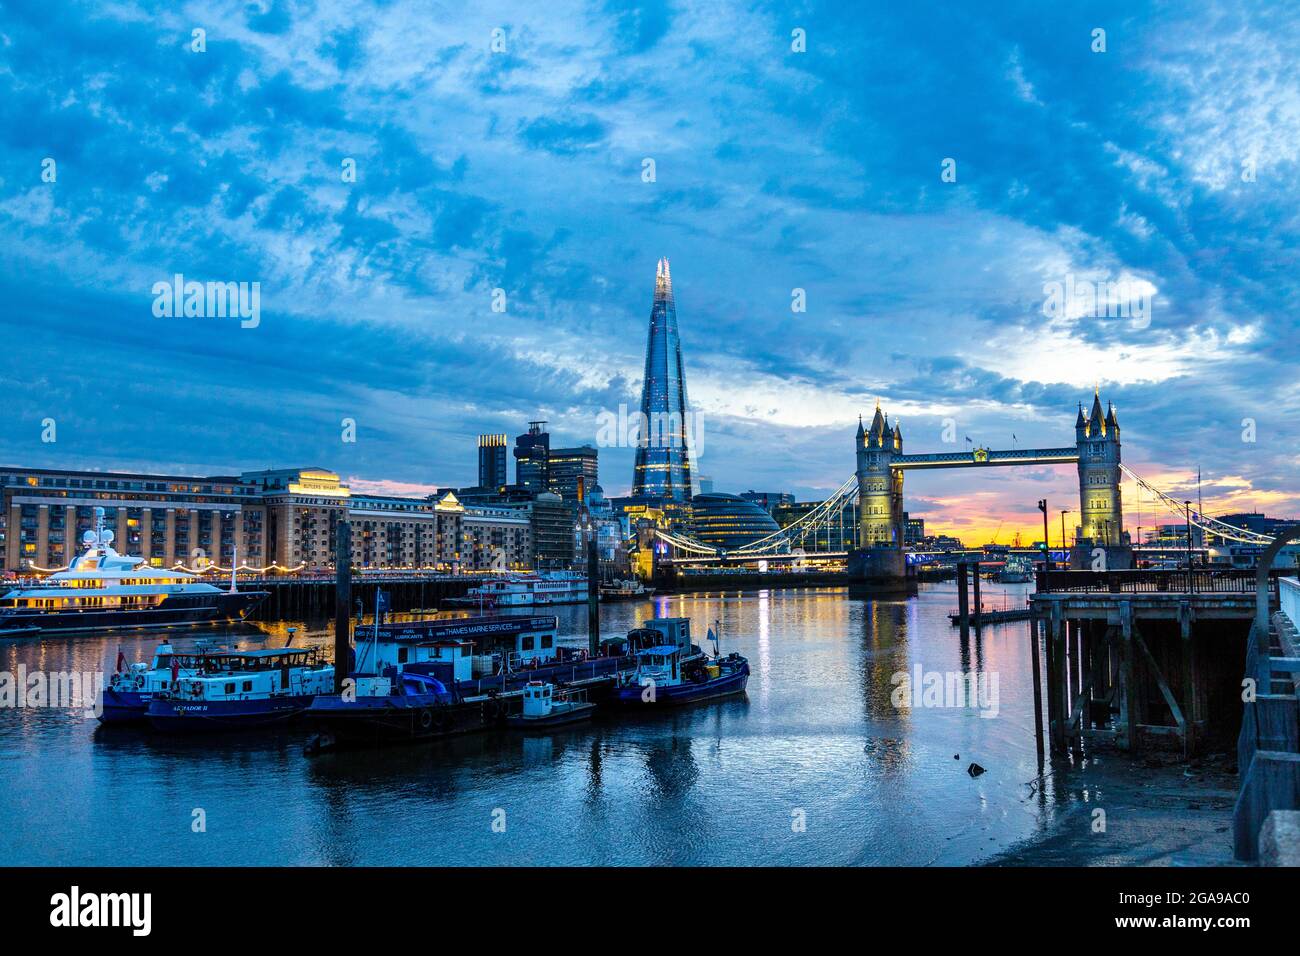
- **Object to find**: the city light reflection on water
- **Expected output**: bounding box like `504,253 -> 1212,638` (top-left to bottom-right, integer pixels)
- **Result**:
0,582 -> 1058,866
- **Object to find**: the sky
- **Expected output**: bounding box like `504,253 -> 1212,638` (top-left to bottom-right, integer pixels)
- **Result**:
1,0 -> 1297,546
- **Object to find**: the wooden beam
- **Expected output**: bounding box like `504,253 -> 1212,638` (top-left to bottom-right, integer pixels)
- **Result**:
1120,601 -> 1138,752
1134,628 -> 1186,733
1179,600 -> 1196,756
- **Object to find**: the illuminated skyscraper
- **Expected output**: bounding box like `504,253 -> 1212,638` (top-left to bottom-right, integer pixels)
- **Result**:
632,258 -> 694,501
477,434 -> 508,489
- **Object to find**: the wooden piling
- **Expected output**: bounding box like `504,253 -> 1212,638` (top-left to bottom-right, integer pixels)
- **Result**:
1179,601 -> 1196,756
971,562 -> 982,633
1030,616 -> 1045,767
334,523 -> 352,693
1120,601 -> 1138,752
587,527 -> 600,656
956,562 -> 970,643
1050,603 -> 1068,755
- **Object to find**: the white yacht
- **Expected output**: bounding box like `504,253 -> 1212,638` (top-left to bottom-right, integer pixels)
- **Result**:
0,508 -> 267,635
448,570 -> 590,608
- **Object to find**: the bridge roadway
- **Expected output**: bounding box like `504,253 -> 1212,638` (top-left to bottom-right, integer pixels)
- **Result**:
892,447 -> 1079,470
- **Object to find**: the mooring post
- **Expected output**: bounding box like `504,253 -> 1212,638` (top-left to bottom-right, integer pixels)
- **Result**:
334,521 -> 352,693
1030,616 -> 1045,767
957,561 -> 970,642
1043,615 -> 1058,753
971,562 -> 982,632
586,522 -> 600,657
1050,603 -> 1068,755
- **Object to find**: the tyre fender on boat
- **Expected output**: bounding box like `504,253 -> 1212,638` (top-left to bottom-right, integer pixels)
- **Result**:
418,708 -> 435,730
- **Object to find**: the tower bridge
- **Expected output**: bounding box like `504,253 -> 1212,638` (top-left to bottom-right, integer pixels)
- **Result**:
851,389 -> 1129,583
654,390 -> 1136,581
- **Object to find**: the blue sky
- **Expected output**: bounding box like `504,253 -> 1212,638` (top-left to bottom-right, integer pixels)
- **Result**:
1,0 -> 1297,542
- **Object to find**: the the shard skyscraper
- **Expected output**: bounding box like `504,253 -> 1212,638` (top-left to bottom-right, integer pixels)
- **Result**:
632,257 -> 695,501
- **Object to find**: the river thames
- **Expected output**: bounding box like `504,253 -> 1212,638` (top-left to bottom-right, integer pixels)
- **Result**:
0,581 -> 1075,866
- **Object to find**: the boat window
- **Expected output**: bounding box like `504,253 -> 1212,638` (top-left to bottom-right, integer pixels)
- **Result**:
541,635 -> 553,649
521,635 -> 534,651
224,683 -> 235,695
242,681 -> 252,692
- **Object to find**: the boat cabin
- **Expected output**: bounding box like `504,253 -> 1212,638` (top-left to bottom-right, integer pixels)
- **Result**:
521,680 -> 556,717
512,627 -> 556,665
359,637 -> 475,681
640,618 -> 694,656
169,648 -> 333,702
633,645 -> 683,685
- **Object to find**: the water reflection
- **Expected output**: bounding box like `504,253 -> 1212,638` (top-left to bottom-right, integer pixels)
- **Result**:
0,582 -> 1056,866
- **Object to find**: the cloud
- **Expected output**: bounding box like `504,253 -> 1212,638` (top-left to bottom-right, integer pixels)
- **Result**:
0,0 -> 1296,543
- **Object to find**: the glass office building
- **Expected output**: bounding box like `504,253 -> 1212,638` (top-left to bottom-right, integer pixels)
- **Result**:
632,258 -> 694,501
690,493 -> 782,551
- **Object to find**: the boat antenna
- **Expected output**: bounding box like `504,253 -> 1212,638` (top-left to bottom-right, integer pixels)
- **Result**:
711,618 -> 721,658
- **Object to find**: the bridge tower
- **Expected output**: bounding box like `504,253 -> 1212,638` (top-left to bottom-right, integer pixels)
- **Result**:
849,403 -> 907,586
1072,390 -> 1132,569
856,403 -> 904,546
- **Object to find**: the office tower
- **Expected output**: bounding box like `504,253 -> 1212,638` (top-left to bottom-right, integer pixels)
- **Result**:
632,257 -> 694,501
513,421 -> 550,494
477,434 -> 508,490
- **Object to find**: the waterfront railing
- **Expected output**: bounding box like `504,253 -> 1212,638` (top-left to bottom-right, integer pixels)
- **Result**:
1035,567 -> 1286,596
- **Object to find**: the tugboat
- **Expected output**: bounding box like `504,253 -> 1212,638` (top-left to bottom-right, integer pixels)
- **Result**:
304,637 -> 501,750
304,613 -> 649,751
0,508 -> 267,634
101,640 -> 214,723
611,619 -> 749,708
506,682 -> 595,730
146,647 -> 334,732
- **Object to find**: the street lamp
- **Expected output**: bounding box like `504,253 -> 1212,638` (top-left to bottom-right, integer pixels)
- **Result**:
1037,499 -> 1050,575
1060,509 -> 1071,568
1184,500 -> 1194,592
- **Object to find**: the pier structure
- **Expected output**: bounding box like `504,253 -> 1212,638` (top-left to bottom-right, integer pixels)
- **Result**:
1028,568 -> 1285,760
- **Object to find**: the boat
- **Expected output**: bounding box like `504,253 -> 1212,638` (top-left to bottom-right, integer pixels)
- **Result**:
611,619 -> 749,708
0,626 -> 40,640
145,647 -> 334,732
506,682 -> 595,730
101,640 -> 217,722
0,508 -> 267,635
599,579 -> 655,602
446,571 -> 589,608
304,614 -> 653,750
997,554 -> 1035,584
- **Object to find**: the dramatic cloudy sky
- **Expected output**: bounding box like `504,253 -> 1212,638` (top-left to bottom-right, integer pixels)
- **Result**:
1,0 -> 1297,543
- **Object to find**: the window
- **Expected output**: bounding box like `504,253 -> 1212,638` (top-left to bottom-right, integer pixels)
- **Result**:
521,635 -> 534,651
224,683 -> 235,694
242,680 -> 252,692
541,635 -> 553,649
398,648 -> 409,663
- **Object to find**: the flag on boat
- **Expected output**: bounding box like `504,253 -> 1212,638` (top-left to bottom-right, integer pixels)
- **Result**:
115,648 -> 126,674
170,657 -> 180,682
707,627 -> 716,644
376,589 -> 390,613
